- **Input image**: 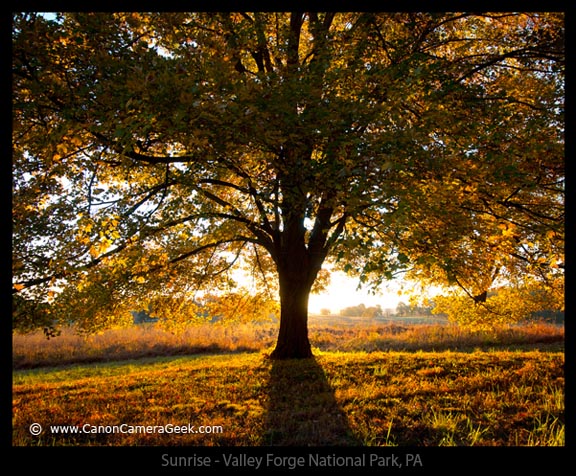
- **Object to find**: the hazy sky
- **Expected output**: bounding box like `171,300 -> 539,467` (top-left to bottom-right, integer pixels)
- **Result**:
308,270 -> 403,314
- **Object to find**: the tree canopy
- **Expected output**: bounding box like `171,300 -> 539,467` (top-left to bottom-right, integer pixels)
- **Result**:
12,12 -> 564,357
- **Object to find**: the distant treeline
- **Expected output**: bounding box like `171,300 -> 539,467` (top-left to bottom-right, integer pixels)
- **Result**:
530,309 -> 564,324
329,302 -> 564,322
331,302 -> 434,318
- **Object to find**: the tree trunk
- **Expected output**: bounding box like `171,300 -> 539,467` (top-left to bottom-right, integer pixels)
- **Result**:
270,273 -> 314,359
269,223 -> 321,359
269,140 -> 329,359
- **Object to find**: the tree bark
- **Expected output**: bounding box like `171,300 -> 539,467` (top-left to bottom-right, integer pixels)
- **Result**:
269,222 -> 320,359
270,263 -> 315,358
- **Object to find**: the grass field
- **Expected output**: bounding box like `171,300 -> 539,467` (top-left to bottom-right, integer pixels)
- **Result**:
12,321 -> 564,446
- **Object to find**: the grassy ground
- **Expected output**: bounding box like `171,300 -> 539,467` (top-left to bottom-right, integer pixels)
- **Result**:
13,350 -> 564,446
12,320 -> 563,369
12,321 -> 564,446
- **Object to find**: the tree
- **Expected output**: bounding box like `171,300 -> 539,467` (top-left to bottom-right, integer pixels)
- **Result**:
362,305 -> 382,319
12,12 -> 564,358
340,303 -> 366,317
396,302 -> 410,318
432,281 -> 563,330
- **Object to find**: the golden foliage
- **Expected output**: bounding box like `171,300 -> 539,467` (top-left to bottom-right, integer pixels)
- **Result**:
432,281 -> 564,330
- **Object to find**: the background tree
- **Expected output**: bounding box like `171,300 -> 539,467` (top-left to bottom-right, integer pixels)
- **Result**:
13,12 -> 564,358
396,302 -> 410,318
432,282 -> 563,330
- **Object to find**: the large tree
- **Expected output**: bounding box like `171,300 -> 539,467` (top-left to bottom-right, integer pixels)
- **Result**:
13,12 -> 564,358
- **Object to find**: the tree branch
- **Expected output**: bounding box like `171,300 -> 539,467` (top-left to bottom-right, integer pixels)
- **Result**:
324,213 -> 348,251
121,176 -> 178,220
91,130 -> 200,165
166,237 -> 252,265
287,12 -> 304,68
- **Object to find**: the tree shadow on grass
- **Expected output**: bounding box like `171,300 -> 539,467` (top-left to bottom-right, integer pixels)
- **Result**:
262,357 -> 361,445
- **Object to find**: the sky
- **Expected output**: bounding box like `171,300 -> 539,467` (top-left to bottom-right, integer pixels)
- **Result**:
308,270 -> 403,314
233,264 -> 407,315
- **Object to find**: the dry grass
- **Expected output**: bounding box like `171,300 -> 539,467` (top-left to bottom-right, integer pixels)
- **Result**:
13,350 -> 564,446
12,320 -> 563,370
12,320 -> 564,447
310,320 -> 564,353
12,322 -> 276,369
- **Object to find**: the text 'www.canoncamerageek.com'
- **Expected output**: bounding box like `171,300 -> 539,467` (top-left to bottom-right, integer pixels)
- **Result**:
28,422 -> 223,437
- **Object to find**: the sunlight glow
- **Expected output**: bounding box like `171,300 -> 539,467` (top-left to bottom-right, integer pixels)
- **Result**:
308,270 -> 402,314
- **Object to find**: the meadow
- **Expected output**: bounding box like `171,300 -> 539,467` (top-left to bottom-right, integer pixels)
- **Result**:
12,319 -> 564,446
